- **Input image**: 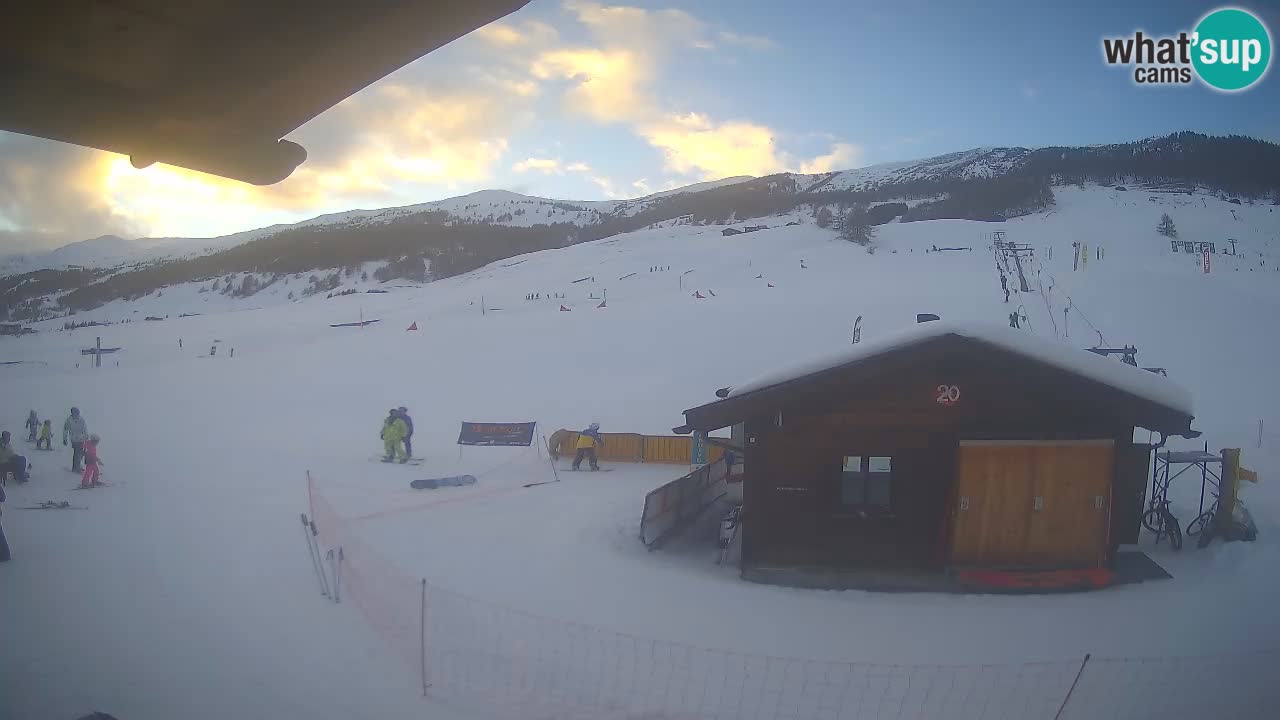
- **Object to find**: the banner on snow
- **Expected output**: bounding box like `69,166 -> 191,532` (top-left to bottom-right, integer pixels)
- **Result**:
457,421 -> 537,447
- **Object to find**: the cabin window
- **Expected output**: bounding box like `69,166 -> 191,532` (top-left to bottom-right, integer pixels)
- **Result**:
841,455 -> 893,510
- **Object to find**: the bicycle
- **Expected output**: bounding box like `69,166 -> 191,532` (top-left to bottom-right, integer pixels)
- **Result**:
1186,501 -> 1218,538
1142,498 -> 1183,550
1188,498 -> 1251,548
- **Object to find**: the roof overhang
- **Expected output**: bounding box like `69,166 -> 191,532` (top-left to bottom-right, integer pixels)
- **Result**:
0,0 -> 530,184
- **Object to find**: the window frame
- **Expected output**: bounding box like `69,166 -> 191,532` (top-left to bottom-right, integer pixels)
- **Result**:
839,454 -> 894,513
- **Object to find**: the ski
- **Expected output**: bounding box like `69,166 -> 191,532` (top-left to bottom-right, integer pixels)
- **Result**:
562,467 -> 613,472
69,481 -> 123,490
18,501 -> 87,510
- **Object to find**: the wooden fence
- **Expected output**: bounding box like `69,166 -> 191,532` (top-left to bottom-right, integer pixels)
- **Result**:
548,430 -> 726,465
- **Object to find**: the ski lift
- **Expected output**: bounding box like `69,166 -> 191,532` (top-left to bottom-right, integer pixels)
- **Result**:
1086,345 -> 1139,366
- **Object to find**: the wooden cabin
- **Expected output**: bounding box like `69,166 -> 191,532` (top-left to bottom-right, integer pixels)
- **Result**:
674,321 -> 1195,577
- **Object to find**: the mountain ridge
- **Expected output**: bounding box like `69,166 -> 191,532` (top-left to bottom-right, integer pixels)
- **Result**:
2,131 -> 1278,321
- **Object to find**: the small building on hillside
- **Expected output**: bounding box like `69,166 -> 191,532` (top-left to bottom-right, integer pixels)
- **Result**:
721,228 -> 743,236
673,320 -> 1195,585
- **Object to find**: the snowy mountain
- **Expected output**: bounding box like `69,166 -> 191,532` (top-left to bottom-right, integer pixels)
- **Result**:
2,132 -> 1278,323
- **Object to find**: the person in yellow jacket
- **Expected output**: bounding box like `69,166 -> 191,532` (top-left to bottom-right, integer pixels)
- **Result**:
572,423 -> 604,471
380,409 -> 409,463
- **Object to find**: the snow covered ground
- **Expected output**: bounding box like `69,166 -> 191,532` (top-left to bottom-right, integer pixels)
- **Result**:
2,185 -> 1279,719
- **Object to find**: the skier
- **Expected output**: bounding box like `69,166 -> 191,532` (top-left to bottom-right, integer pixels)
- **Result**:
1004,288 -> 1010,303
80,434 -> 104,488
0,431 -> 30,484
397,407 -> 415,458
380,410 -> 409,463
25,410 -> 39,442
572,423 -> 605,471
37,420 -> 53,450
1008,311 -> 1021,329
63,407 -> 89,473
1000,274 -> 1008,293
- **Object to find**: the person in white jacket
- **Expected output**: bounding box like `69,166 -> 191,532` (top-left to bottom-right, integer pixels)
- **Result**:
63,407 -> 90,473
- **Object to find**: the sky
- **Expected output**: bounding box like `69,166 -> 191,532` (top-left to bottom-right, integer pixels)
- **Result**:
2,0 -> 1278,253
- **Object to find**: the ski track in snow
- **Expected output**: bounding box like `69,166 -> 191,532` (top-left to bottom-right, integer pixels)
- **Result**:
1,186 -> 1278,719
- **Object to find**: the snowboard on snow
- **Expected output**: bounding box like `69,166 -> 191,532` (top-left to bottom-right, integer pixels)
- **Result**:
410,475 -> 477,490
371,455 -> 424,466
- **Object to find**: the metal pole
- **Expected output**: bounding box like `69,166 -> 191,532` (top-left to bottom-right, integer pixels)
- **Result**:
95,336 -> 101,368
543,434 -> 562,484
1054,654 -> 1091,720
420,578 -> 428,696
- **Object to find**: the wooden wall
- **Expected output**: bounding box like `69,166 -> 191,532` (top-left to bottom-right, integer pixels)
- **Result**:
735,339 -> 1147,571
550,431 -> 726,465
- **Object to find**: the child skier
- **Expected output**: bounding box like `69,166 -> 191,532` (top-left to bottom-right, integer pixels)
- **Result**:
80,434 -> 104,488
25,410 -> 39,442
572,423 -> 605,471
380,410 -> 409,463
37,420 -> 53,450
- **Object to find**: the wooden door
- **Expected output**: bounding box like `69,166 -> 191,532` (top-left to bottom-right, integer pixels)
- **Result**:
951,442 -> 1113,567
951,445 -> 1035,565
1025,444 -> 1112,567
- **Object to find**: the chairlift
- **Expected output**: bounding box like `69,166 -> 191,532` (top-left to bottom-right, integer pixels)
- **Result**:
1086,345 -> 1139,367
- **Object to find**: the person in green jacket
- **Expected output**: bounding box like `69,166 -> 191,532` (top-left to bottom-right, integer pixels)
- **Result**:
380,409 -> 409,463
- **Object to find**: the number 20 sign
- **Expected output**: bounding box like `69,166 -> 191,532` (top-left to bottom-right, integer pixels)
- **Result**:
935,384 -> 961,406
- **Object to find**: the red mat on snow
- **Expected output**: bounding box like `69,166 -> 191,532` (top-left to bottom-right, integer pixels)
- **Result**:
957,567 -> 1115,592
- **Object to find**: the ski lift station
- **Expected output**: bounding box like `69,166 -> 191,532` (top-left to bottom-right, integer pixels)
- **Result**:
674,318 -> 1197,590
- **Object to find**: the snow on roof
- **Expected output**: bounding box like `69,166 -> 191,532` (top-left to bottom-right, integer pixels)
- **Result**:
724,320 -> 1193,416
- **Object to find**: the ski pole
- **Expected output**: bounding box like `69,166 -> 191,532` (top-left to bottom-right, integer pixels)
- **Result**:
332,548 -> 343,599
310,517 -> 331,597
300,513 -> 328,598
334,547 -> 344,603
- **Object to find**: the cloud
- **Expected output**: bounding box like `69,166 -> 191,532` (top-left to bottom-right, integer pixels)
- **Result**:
799,143 -> 864,174
475,19 -> 559,47
513,157 -> 563,174
0,133 -> 143,252
532,48 -> 651,124
717,31 -> 777,50
588,175 -> 624,199
564,1 -> 706,50
534,3 -> 849,183
513,157 -> 593,175
641,113 -> 786,179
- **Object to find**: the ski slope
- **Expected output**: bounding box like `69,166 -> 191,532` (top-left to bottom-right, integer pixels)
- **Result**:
1,185 -> 1278,719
